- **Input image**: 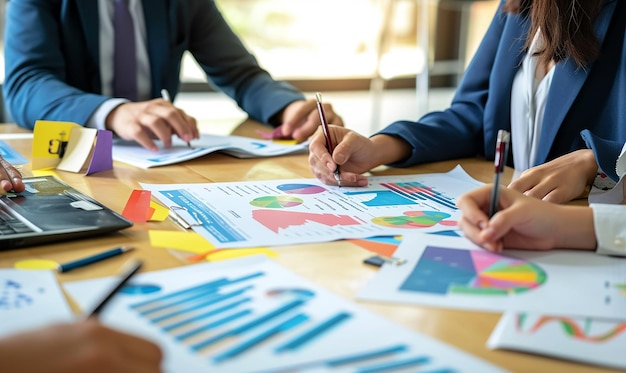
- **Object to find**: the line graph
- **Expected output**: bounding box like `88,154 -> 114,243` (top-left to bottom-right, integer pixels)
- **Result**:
516,313 -> 626,343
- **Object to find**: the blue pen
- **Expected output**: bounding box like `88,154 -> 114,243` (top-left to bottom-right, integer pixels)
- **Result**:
57,246 -> 134,273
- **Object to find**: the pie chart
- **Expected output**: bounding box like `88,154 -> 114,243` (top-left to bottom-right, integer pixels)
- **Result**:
250,195 -> 303,208
400,246 -> 547,296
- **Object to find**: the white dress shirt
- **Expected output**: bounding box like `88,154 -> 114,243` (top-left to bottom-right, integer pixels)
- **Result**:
510,30 -> 555,172
591,143 -> 626,256
87,0 -> 152,129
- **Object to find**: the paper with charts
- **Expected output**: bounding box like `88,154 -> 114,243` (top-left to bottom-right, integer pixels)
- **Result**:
357,234 -> 626,320
112,134 -> 309,168
487,312 -> 626,371
63,255 -> 506,373
141,165 -> 481,248
0,269 -> 74,337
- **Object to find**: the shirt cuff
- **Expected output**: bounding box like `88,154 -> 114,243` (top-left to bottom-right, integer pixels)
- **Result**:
86,98 -> 129,130
591,203 -> 626,256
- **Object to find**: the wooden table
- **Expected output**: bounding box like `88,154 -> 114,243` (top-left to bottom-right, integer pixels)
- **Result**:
0,121 -> 616,373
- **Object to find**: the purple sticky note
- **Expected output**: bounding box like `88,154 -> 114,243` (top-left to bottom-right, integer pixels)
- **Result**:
86,130 -> 113,175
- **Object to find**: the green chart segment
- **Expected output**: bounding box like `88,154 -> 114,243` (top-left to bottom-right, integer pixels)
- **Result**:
400,246 -> 547,296
250,196 -> 303,208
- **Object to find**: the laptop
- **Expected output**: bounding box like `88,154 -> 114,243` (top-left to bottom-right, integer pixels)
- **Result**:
0,176 -> 133,249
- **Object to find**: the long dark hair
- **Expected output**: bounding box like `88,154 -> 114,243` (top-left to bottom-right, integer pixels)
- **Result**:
503,0 -> 603,69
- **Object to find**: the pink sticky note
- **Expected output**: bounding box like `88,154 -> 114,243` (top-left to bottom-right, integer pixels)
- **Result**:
122,190 -> 152,222
86,130 -> 113,175
256,125 -> 293,140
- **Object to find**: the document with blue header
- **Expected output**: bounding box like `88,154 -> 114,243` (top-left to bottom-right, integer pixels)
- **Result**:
112,134 -> 309,168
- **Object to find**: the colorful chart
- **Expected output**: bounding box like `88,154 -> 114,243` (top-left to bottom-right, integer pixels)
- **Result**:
614,283 -> 626,296
348,236 -> 403,257
516,313 -> 626,343
250,196 -> 303,208
252,210 -> 361,233
343,190 -> 416,207
277,183 -> 326,195
400,246 -> 547,296
372,211 -> 456,229
0,279 -> 36,309
381,181 -> 457,210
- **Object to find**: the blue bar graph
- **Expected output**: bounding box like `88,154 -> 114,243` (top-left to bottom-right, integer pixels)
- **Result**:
213,313 -> 310,363
355,355 -> 430,373
381,182 -> 457,210
123,268 -> 459,372
275,311 -> 352,352
191,299 -> 306,351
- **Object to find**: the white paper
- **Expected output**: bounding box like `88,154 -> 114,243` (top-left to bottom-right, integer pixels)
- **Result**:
57,127 -> 98,172
357,234 -> 626,320
488,312 -> 626,371
0,270 -> 74,337
64,256 -> 507,373
112,134 -> 309,168
141,165 -> 482,248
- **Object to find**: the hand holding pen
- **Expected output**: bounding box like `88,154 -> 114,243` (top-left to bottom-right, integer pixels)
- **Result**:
315,92 -> 342,187
488,129 -> 510,218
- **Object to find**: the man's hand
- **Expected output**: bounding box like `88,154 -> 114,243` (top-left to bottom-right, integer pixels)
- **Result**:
106,98 -> 199,151
277,99 -> 344,142
0,155 -> 24,193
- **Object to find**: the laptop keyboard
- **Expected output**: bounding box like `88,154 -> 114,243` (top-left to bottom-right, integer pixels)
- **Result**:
0,208 -> 35,235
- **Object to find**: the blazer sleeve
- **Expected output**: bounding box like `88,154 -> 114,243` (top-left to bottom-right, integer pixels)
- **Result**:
3,0 -> 108,129
183,0 -> 305,125
376,1 -> 510,167
581,129 -> 624,182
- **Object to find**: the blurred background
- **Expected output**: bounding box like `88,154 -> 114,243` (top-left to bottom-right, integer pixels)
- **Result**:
0,0 -> 499,135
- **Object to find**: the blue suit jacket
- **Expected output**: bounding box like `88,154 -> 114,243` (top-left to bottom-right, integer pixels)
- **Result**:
380,0 -> 626,169
4,0 -> 305,129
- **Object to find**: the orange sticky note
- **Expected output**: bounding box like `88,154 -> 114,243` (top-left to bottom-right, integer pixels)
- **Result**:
122,190 -> 152,222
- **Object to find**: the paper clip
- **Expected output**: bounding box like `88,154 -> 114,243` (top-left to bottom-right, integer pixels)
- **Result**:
169,205 -> 203,229
364,255 -> 407,267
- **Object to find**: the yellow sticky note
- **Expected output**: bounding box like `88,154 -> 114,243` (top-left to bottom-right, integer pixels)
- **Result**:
31,169 -> 61,177
32,120 -> 80,170
14,259 -> 59,270
272,139 -> 298,145
207,247 -> 278,262
148,230 -> 214,254
148,201 -> 170,222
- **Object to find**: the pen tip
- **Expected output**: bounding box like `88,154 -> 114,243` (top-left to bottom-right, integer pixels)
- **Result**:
315,92 -> 322,103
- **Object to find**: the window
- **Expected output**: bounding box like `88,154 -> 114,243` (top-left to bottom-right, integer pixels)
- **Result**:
181,0 -> 423,84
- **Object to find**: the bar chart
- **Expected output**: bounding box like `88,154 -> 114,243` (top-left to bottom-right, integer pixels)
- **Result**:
64,256 -> 506,372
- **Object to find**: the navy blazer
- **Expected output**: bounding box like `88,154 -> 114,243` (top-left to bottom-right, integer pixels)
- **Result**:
380,0 -> 626,169
4,0 -> 305,129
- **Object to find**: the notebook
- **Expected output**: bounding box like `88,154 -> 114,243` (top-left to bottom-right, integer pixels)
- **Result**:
0,176 -> 132,250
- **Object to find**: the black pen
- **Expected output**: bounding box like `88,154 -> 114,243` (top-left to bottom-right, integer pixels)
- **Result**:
315,92 -> 341,187
488,130 -> 510,218
86,259 -> 142,318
